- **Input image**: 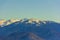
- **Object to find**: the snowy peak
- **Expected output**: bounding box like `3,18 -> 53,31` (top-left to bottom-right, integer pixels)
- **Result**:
0,19 -> 6,26
0,18 -> 58,27
28,18 -> 41,23
0,19 -> 21,27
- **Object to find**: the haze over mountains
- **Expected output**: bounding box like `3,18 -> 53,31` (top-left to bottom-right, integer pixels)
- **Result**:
0,18 -> 60,40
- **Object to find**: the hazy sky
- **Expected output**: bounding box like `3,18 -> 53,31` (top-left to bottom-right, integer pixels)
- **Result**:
0,0 -> 60,22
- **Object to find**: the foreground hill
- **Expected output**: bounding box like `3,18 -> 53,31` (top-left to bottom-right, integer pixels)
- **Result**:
0,19 -> 60,40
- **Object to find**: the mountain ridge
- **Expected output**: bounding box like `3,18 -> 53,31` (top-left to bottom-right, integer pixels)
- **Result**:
0,19 -> 60,40
0,18 -> 60,27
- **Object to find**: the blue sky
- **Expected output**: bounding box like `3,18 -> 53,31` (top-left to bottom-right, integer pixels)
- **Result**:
0,0 -> 60,22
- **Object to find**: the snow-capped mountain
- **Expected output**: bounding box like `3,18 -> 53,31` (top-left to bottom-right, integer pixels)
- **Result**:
0,18 -> 59,27
0,18 -> 60,40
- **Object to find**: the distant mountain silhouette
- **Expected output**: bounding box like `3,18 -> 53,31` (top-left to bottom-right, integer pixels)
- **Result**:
0,19 -> 60,40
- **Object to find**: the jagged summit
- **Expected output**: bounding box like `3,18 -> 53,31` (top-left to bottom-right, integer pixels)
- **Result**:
0,18 -> 58,27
